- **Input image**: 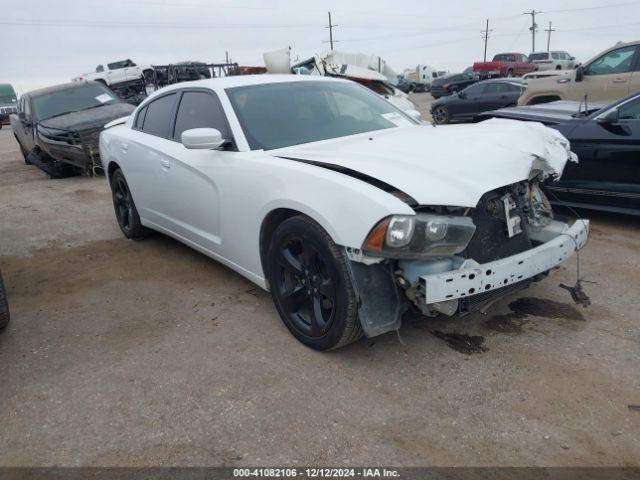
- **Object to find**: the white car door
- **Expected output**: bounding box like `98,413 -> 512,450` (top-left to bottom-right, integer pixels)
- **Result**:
150,88 -> 235,254
124,92 -> 180,227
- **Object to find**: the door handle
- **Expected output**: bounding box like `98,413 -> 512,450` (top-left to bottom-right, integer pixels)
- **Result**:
160,160 -> 171,170
612,78 -> 628,83
120,143 -> 128,153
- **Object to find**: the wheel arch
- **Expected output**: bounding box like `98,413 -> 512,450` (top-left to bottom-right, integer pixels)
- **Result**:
106,160 -> 120,186
257,204 -> 344,283
526,94 -> 562,105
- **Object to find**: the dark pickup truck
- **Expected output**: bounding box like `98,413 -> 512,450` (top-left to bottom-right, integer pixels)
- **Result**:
11,81 -> 134,177
473,53 -> 537,78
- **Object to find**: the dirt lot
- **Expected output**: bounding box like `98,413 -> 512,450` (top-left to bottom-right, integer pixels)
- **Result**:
0,95 -> 639,467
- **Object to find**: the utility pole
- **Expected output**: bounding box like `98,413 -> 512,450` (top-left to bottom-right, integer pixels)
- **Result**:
544,21 -> 555,51
480,19 -> 492,62
225,51 -> 229,63
325,11 -> 338,50
523,10 -> 541,52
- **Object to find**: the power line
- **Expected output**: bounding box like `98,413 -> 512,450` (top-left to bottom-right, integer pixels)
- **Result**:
544,22 -> 555,51
480,19 -> 492,62
324,11 -> 339,50
523,10 -> 542,52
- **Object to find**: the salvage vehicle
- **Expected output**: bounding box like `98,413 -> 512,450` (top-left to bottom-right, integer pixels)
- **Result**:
11,82 -> 135,177
100,75 -> 589,350
529,51 -> 576,71
0,270 -> 8,331
0,84 -> 18,128
152,62 -> 213,86
519,40 -> 640,105
430,72 -> 479,99
73,59 -> 154,86
292,56 -> 421,119
478,92 -> 640,215
473,53 -> 537,78
430,79 -> 524,124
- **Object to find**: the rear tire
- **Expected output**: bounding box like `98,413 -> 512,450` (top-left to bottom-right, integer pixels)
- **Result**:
110,168 -> 149,239
0,271 -> 10,330
432,106 -> 450,124
266,215 -> 362,350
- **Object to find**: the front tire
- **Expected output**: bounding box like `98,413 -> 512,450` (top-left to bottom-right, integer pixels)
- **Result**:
266,215 -> 362,350
432,106 -> 449,124
110,169 -> 149,239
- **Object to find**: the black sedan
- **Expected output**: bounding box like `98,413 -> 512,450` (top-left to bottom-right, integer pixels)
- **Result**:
430,72 -> 478,99
430,78 -> 524,124
477,93 -> 640,215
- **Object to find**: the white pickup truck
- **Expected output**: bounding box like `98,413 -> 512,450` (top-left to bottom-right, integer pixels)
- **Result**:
73,59 -> 153,86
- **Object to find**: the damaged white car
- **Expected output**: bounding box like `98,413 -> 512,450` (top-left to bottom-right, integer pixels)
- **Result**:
100,75 -> 589,350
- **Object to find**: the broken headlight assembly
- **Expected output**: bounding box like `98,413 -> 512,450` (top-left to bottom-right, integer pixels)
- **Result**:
363,214 -> 476,259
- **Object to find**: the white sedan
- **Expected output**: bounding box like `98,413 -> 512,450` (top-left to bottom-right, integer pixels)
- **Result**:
100,75 -> 589,350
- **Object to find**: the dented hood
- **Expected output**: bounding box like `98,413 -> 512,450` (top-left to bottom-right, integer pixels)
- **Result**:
274,118 -> 576,208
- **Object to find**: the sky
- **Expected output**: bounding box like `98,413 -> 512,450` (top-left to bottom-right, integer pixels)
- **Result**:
1,0 -> 639,93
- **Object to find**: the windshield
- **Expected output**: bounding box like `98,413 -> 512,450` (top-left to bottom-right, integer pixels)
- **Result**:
226,81 -> 415,150
0,85 -> 17,104
33,83 -> 119,120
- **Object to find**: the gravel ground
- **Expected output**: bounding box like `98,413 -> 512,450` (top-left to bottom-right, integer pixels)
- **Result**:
0,96 -> 639,466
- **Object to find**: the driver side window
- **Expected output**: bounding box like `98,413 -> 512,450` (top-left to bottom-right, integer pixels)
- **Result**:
618,98 -> 640,120
463,83 -> 484,96
585,45 -> 637,75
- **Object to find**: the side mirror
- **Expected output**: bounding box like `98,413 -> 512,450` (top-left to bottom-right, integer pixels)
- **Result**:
570,56 -> 575,61
575,65 -> 584,82
181,128 -> 226,150
597,108 -> 619,124
458,91 -> 466,99
406,109 -> 422,121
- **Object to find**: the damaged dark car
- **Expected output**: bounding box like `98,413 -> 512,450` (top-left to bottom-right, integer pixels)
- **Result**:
11,81 -> 134,177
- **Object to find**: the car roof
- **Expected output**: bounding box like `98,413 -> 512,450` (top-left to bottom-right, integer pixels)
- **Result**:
143,74 -> 347,98
26,81 -> 103,98
478,78 -> 524,84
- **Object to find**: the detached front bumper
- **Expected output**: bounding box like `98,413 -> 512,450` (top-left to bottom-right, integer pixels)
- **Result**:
419,219 -> 589,306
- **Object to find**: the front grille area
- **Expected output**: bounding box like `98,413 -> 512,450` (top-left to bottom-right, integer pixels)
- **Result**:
463,183 -> 533,263
458,279 -> 531,315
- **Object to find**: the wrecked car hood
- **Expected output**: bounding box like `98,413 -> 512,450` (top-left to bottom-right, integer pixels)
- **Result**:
39,103 -> 135,131
274,118 -> 576,208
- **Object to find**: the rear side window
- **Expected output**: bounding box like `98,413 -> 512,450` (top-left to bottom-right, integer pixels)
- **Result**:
173,91 -> 231,141
134,105 -> 147,130
141,93 -> 177,138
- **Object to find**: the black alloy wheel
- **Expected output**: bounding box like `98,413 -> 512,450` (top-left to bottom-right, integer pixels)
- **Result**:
111,169 -> 148,239
432,106 -> 449,124
267,216 -> 361,350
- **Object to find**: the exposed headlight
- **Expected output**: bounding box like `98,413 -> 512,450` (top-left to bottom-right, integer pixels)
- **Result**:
363,214 -> 476,258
